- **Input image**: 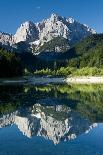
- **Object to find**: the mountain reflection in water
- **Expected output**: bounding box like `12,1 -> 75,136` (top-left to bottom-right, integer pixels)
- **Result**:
0,84 -> 103,144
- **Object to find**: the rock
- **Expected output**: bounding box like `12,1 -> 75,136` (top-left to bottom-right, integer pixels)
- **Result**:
0,31 -> 14,47
0,13 -> 96,52
14,21 -> 39,43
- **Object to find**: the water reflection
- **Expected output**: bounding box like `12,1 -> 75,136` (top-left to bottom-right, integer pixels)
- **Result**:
0,84 -> 103,144
0,104 -> 97,144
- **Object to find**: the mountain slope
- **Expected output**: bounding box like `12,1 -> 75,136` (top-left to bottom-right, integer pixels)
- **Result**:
35,34 -> 103,70
0,47 -> 23,77
36,36 -> 70,53
0,32 -> 14,50
67,34 -> 103,68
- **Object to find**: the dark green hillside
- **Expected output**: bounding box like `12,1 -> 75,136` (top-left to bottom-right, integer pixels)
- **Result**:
34,34 -> 103,76
0,47 -> 23,77
16,34 -> 103,74
0,34 -> 103,77
67,34 -> 103,68
36,34 -> 103,68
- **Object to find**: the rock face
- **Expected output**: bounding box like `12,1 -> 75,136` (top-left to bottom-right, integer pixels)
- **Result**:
0,31 -> 14,47
0,13 -> 96,51
13,13 -> 96,46
37,14 -> 96,46
14,21 -> 39,43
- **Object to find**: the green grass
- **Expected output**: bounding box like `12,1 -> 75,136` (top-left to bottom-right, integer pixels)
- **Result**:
33,67 -> 103,77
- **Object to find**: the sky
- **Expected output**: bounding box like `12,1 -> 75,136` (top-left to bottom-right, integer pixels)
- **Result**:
0,0 -> 103,34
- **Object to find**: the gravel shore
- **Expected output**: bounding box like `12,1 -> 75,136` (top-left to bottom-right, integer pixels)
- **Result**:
0,76 -> 103,85
66,76 -> 103,84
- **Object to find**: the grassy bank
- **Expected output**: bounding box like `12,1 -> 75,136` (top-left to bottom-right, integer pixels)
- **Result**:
33,67 -> 103,77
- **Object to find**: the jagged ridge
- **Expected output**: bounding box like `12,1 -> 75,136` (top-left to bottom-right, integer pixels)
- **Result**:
0,13 -> 96,52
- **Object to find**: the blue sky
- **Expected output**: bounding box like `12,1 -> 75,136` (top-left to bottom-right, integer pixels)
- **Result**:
0,0 -> 103,34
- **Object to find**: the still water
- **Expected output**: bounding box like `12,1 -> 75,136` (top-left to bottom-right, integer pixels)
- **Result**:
0,83 -> 103,155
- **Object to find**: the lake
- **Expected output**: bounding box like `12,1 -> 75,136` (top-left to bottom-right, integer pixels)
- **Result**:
0,83 -> 103,155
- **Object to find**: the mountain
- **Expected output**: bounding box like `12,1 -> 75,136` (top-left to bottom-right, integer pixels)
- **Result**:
35,36 -> 70,53
38,34 -> 103,65
0,32 -> 14,50
0,14 -> 101,76
14,21 -> 39,43
0,33 -> 102,77
35,13 -> 96,46
0,13 -> 96,52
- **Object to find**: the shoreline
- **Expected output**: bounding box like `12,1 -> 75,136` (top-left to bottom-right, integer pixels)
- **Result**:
0,76 -> 65,85
66,76 -> 103,84
0,76 -> 103,85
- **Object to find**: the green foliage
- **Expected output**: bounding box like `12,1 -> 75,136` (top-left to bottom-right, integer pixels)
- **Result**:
1,84 -> 103,122
67,34 -> 103,68
24,68 -> 32,75
34,67 -> 103,77
72,67 -> 103,76
0,103 -> 17,115
0,34 -> 103,77
32,34 -> 103,72
35,84 -> 103,122
0,47 -> 23,77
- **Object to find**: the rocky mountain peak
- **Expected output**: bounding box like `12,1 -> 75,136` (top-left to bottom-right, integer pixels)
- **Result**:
49,13 -> 65,22
0,13 -> 96,52
0,31 -> 14,48
14,21 -> 39,43
83,24 -> 96,34
67,17 -> 75,24
50,13 -> 59,19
